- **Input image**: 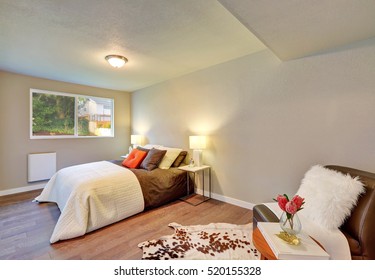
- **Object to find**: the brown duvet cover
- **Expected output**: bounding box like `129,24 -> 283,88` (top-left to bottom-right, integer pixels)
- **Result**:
110,160 -> 193,209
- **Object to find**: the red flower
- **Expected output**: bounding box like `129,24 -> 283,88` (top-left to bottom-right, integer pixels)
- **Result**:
275,194 -> 288,211
274,194 -> 305,213
291,195 -> 305,210
285,201 -> 297,214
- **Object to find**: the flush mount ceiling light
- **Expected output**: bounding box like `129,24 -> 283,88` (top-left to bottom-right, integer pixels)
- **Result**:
105,55 -> 128,68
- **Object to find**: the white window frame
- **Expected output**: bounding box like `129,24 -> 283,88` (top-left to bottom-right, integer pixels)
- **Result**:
30,88 -> 114,139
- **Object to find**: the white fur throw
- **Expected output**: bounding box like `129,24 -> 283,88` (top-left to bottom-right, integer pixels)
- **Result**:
296,165 -> 365,230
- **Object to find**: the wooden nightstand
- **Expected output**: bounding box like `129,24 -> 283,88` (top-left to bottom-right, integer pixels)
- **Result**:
178,165 -> 211,206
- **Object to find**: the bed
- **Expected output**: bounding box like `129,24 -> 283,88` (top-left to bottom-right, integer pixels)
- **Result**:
35,156 -> 190,243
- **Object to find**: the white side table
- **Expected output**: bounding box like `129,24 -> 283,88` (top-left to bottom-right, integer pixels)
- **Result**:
178,165 -> 211,206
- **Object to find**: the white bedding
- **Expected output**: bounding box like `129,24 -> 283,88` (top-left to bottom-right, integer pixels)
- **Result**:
263,202 -> 351,260
35,161 -> 145,243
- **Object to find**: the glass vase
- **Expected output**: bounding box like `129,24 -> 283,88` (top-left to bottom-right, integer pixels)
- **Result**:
279,212 -> 302,235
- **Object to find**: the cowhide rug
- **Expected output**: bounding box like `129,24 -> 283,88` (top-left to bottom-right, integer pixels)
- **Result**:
138,222 -> 259,260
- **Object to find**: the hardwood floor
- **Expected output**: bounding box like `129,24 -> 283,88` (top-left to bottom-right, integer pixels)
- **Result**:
0,190 -> 252,260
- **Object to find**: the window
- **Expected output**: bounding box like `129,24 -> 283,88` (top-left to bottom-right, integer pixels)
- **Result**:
30,89 -> 114,139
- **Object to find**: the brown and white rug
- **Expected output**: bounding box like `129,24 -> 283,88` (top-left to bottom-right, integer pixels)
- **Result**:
138,222 -> 259,260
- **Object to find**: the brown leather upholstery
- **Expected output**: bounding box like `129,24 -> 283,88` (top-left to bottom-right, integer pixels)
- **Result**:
253,204 -> 278,228
326,166 -> 375,260
253,165 -> 375,260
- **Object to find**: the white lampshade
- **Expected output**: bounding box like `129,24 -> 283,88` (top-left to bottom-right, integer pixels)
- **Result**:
105,55 -> 128,68
189,136 -> 206,150
131,135 -> 142,145
189,136 -> 206,167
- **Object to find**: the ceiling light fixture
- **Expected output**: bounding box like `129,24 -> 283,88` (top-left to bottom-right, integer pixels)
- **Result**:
105,54 -> 128,68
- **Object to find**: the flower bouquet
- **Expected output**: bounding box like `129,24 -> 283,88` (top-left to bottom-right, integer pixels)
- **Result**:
274,194 -> 305,244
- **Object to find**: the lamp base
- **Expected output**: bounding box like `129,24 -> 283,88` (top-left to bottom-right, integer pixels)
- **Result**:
193,150 -> 203,167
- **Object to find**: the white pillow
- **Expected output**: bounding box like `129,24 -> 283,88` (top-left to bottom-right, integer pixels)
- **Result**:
296,165 -> 365,230
143,144 -> 164,149
158,147 -> 182,169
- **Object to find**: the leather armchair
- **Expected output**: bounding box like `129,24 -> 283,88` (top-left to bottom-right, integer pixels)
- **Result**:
253,165 -> 375,260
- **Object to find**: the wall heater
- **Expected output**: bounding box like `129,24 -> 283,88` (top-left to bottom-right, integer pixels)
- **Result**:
28,152 -> 56,182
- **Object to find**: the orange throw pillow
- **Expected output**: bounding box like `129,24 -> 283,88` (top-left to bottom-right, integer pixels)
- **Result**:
122,149 -> 147,169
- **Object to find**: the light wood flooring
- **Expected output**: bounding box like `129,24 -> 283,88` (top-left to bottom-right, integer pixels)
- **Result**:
0,190 -> 252,260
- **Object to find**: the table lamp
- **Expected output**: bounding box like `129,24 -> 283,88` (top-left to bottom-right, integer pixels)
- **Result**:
189,135 -> 206,167
130,135 -> 142,149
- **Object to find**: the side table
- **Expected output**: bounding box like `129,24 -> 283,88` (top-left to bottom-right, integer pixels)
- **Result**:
178,165 -> 211,206
252,227 -> 277,260
252,226 -> 327,260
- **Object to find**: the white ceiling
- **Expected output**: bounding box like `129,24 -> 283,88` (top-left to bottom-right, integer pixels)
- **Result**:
0,0 -> 265,91
218,0 -> 375,60
1,0 -> 375,92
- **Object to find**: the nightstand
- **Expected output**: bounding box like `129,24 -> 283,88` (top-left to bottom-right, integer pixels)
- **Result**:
178,165 -> 211,206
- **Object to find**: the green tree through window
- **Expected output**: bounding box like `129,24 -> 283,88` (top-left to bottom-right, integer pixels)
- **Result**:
32,92 -> 75,136
30,89 -> 114,138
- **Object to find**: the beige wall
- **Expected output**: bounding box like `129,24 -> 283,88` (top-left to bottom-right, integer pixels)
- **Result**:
131,37 -> 375,205
0,71 -> 131,192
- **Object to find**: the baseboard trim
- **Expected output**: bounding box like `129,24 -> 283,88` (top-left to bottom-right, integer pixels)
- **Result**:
0,183 -> 45,197
195,188 -> 255,210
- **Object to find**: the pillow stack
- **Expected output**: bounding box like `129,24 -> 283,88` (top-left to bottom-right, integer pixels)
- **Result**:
122,145 -> 187,171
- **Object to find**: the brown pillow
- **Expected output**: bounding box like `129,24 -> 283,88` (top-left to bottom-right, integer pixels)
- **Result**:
172,151 -> 188,167
136,146 -> 149,153
140,148 -> 167,171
